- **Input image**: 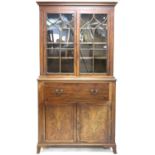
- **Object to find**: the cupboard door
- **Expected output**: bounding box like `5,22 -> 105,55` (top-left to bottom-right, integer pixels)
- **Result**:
77,103 -> 111,143
45,103 -> 75,142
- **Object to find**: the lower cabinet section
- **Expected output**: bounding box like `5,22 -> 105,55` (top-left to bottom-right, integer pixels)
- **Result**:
38,80 -> 116,153
44,103 -> 110,143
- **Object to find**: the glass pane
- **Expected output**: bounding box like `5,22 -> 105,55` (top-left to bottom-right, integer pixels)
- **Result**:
94,59 -> 107,73
47,59 -> 59,73
46,13 -> 74,73
80,50 -> 93,57
61,49 -> 74,57
80,14 -> 108,73
80,44 -> 93,57
47,43 -> 60,57
61,49 -> 74,73
80,59 -> 93,73
61,59 -> 74,73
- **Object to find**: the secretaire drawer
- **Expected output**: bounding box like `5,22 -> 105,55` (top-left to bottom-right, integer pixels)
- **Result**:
77,83 -> 109,102
44,83 -> 77,104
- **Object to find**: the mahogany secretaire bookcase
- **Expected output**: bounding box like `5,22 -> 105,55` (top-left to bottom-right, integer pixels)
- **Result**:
37,1 -> 117,153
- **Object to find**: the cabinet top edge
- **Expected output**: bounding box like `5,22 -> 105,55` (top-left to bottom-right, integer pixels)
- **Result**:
37,76 -> 116,81
36,1 -> 117,6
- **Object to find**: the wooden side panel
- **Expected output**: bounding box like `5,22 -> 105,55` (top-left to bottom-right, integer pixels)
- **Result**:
77,103 -> 110,143
38,81 -> 45,143
45,103 -> 75,142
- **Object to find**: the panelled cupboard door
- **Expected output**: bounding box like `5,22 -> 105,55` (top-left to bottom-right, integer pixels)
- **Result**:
77,103 -> 111,143
45,103 -> 76,142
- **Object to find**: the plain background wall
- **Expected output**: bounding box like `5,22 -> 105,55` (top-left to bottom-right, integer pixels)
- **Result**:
0,0 -> 155,155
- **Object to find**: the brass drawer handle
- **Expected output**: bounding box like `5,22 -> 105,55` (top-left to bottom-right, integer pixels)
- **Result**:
55,88 -> 64,96
90,89 -> 98,95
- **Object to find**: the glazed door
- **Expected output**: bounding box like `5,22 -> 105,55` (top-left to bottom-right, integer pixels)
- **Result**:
45,103 -> 76,142
45,11 -> 76,74
77,103 -> 111,143
79,13 -> 108,74
77,8 -> 113,75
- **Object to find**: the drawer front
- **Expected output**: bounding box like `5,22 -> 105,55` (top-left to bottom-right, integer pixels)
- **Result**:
44,82 -> 109,104
44,83 -> 77,104
77,83 -> 109,103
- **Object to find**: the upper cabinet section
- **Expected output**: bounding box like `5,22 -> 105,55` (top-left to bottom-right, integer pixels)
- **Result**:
37,1 -> 117,77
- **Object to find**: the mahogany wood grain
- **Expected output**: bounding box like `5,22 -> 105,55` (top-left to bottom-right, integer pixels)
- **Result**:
77,103 -> 110,143
45,104 -> 75,142
77,83 -> 109,102
44,83 -> 78,104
